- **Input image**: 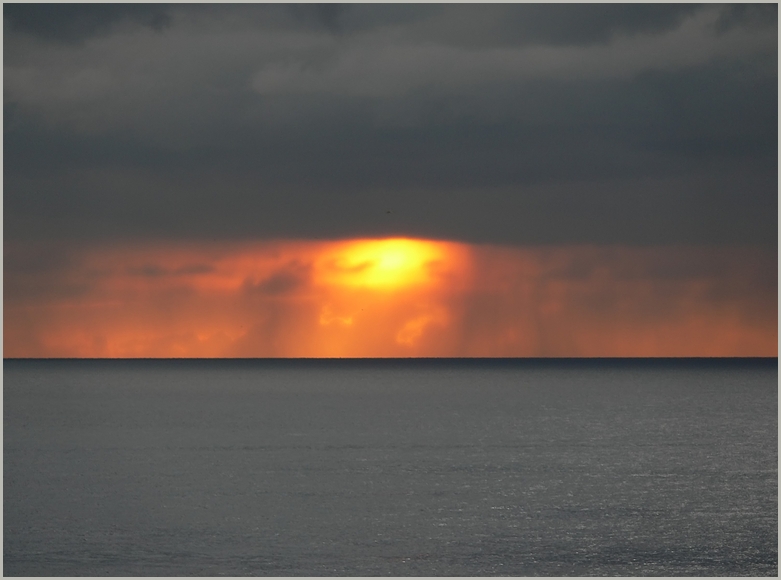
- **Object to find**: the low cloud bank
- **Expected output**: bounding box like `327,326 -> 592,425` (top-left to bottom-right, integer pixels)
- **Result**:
4,240 -> 775,358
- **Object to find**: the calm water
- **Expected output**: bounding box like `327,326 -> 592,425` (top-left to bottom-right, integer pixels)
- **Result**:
4,359 -> 777,576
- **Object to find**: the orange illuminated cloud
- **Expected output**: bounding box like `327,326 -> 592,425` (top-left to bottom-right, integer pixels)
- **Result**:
3,239 -> 776,358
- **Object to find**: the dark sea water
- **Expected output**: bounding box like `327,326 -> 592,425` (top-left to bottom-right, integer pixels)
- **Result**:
4,359 -> 777,576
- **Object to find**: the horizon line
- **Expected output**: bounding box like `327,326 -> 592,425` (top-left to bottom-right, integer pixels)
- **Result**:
5,356 -> 777,362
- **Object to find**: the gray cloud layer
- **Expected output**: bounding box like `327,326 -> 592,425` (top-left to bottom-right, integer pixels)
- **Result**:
4,4 -> 777,246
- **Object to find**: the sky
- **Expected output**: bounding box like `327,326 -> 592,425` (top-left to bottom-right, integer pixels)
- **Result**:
3,3 -> 778,358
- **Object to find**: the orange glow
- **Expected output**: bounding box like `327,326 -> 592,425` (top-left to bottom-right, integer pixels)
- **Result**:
3,240 -> 776,358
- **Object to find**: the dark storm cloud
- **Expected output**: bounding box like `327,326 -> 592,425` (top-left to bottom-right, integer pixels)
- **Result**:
3,3 -> 172,43
285,4 -> 347,33
386,4 -> 703,48
278,4 -> 703,47
716,3 -> 779,32
3,4 -> 777,247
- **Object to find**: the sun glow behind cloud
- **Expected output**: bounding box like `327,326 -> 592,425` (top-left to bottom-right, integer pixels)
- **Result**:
3,239 -> 776,358
314,239 -> 453,289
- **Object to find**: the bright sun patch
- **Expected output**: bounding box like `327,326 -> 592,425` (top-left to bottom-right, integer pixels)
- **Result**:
314,238 -> 449,289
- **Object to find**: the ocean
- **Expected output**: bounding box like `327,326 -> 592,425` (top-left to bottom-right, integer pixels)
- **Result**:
3,359 -> 777,576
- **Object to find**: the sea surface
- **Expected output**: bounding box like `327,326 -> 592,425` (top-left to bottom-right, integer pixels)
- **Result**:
4,359 -> 777,576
